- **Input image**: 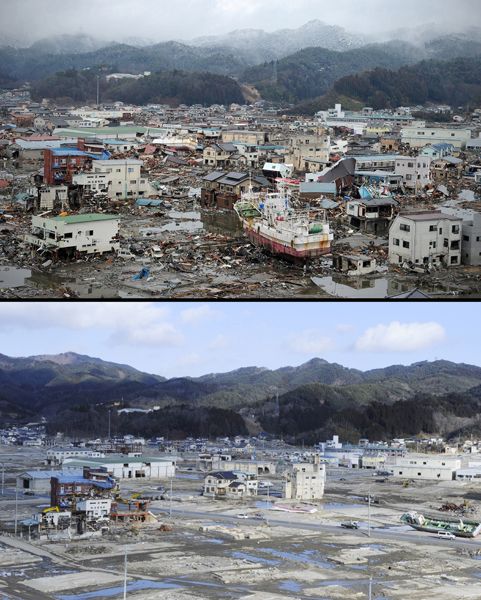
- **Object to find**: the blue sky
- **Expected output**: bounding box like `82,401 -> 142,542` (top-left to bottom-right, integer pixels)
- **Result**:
0,302 -> 476,378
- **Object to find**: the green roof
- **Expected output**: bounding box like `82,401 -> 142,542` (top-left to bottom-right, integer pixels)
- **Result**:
52,214 -> 120,224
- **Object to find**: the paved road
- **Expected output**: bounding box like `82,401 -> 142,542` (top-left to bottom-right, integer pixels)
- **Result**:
151,506 -> 481,551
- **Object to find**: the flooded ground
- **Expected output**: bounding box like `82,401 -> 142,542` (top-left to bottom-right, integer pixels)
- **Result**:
2,205 -> 481,299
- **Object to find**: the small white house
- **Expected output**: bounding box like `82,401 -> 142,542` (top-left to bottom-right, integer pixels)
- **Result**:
203,471 -> 258,499
26,214 -> 120,256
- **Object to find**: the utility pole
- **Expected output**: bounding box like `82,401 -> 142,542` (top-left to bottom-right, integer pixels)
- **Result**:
169,477 -> 173,518
14,482 -> 18,537
1,463 -> 4,495
123,546 -> 128,600
96,75 -> 100,108
368,576 -> 372,600
108,409 -> 111,441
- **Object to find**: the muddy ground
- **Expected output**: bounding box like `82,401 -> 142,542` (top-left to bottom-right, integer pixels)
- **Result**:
1,447 -> 481,599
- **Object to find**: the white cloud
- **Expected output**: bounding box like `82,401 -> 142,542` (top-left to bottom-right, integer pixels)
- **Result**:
354,321 -> 446,353
0,302 -> 183,348
208,334 -> 229,350
336,324 -> 355,333
180,304 -> 220,324
290,330 -> 336,355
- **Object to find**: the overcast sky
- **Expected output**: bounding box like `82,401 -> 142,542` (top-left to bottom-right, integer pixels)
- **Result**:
0,301 -> 476,378
0,0 -> 479,44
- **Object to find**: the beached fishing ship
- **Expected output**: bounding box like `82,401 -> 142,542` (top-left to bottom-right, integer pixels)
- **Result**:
234,186 -> 333,261
401,512 -> 481,538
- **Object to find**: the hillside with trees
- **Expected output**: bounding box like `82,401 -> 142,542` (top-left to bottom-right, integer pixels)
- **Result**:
331,56 -> 481,109
30,68 -> 245,106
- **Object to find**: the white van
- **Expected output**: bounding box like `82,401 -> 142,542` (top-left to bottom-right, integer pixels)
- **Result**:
437,532 -> 456,540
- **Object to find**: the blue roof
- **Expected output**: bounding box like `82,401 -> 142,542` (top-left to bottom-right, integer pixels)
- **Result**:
51,148 -> 110,160
22,470 -> 76,479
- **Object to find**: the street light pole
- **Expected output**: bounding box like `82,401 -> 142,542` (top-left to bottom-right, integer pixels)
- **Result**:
169,477 -> 173,518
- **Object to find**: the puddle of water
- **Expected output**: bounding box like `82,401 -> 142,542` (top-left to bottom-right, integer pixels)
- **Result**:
56,579 -> 181,600
363,544 -> 387,552
279,580 -> 302,593
204,538 -> 224,545
259,548 -> 334,569
312,276 -> 389,299
323,502 -> 363,511
255,501 -> 274,510
231,551 -> 279,566
0,267 -> 31,288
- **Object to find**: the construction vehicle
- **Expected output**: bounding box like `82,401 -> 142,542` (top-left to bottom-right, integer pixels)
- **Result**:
42,506 -> 60,513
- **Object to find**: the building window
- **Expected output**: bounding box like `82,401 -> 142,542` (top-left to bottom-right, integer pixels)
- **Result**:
393,238 -> 400,246
452,226 -> 460,234
430,225 -> 437,232
464,235 -> 470,242
451,256 -> 458,265
64,233 -> 73,239
403,241 -> 410,249
400,224 -> 410,232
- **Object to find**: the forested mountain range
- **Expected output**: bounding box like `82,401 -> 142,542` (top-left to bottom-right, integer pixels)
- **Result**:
3,353 -> 481,443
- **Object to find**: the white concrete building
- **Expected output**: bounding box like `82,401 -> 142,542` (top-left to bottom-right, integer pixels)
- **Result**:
72,172 -> 110,195
90,159 -> 153,200
394,156 -> 432,190
388,456 -> 461,481
46,447 -> 105,467
26,214 -> 120,256
460,212 -> 481,267
389,212 -> 462,268
28,185 -> 69,211
76,499 -> 112,519
204,454 -> 276,476
284,457 -> 326,501
288,131 -> 330,172
401,126 -> 472,149
62,456 -> 176,480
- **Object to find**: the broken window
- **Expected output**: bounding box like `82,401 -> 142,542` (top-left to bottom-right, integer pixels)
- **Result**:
403,241 -> 410,249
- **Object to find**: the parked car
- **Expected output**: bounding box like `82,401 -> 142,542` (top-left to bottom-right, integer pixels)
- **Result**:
237,513 -> 249,519
437,531 -> 456,540
341,521 -> 359,530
